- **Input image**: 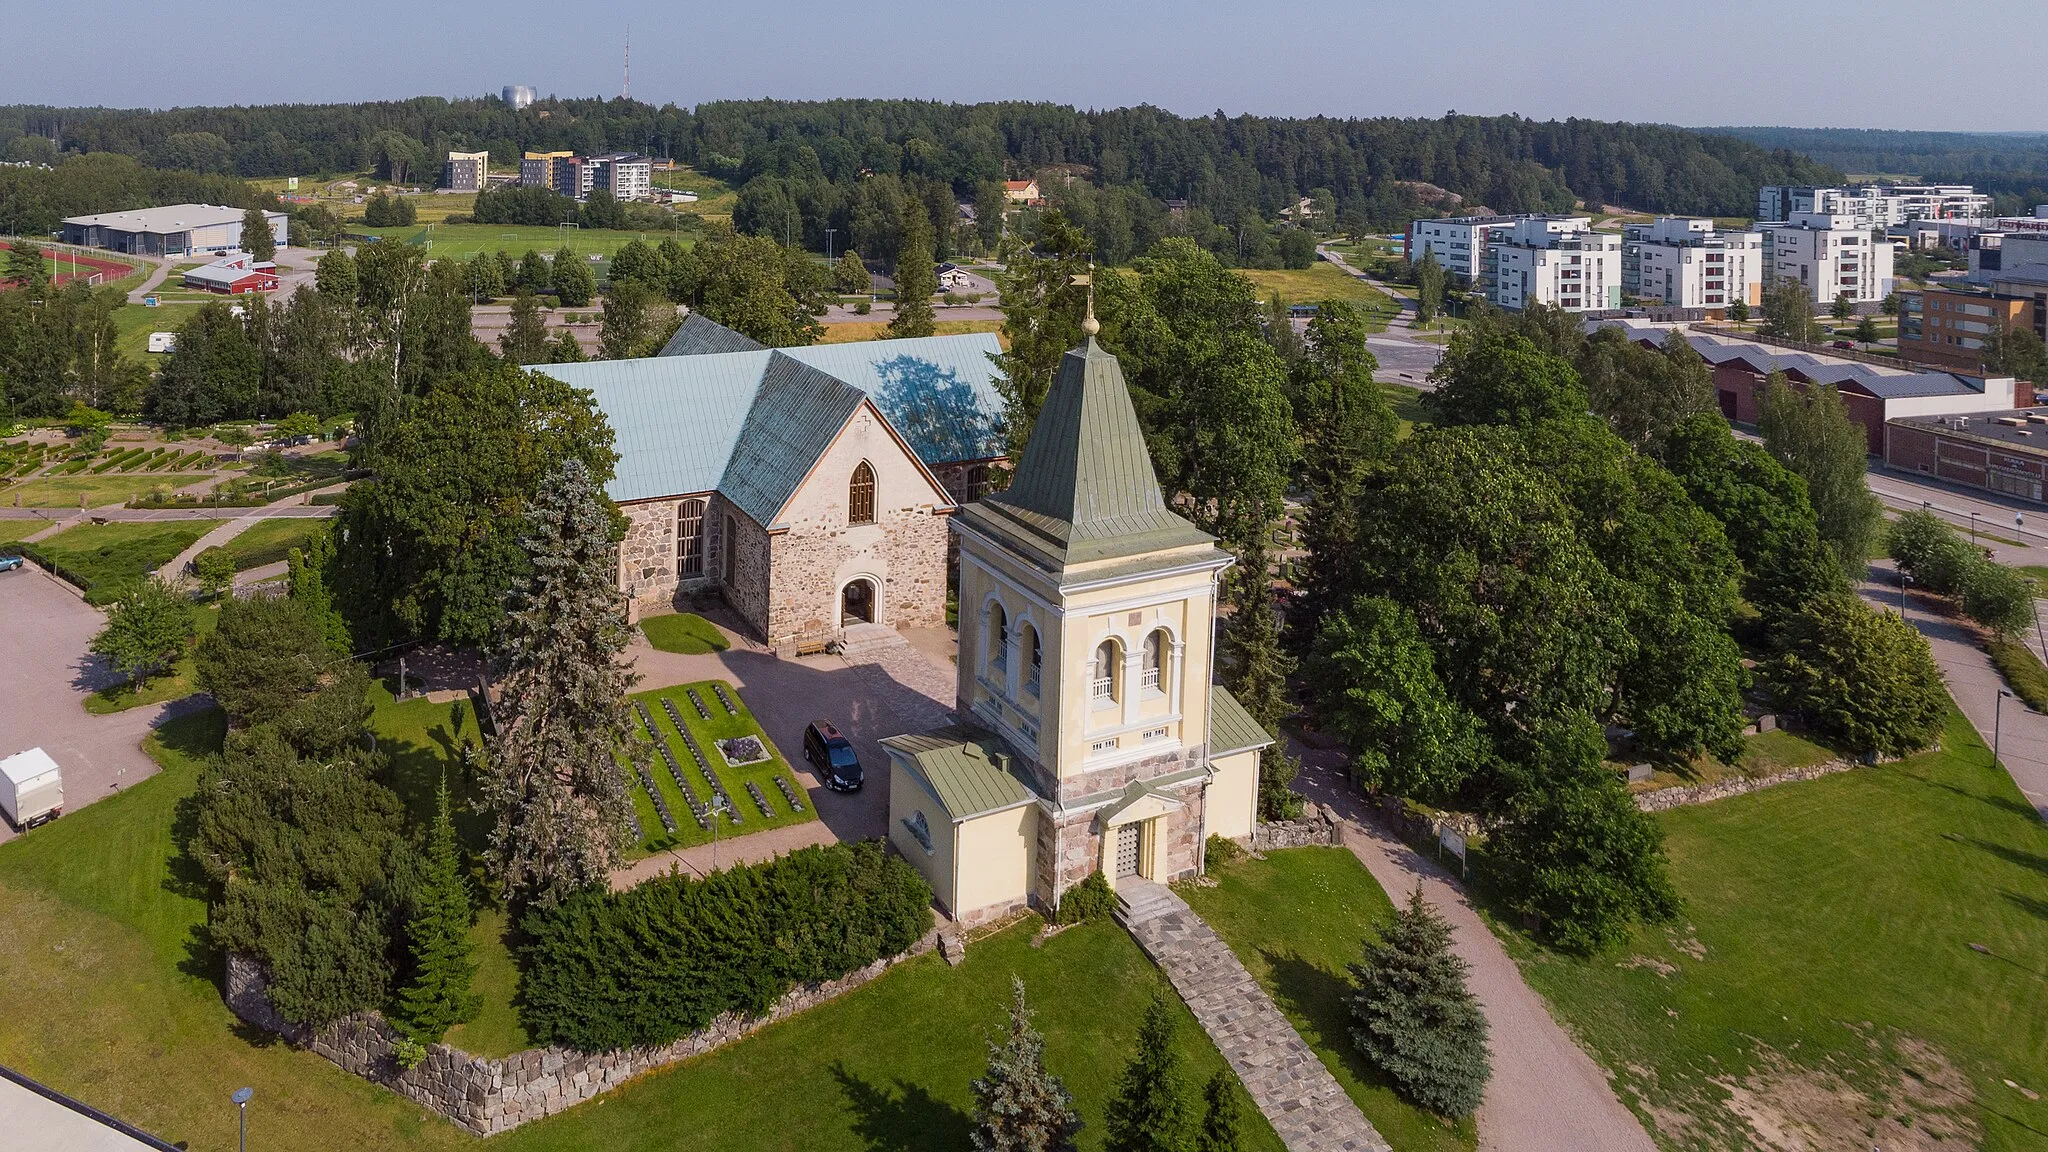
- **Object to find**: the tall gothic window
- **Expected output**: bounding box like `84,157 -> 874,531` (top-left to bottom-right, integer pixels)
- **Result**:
676,499 -> 705,577
849,460 -> 876,525
1024,625 -> 1042,696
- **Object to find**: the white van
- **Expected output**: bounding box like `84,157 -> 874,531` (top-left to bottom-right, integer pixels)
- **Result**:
1,748 -> 63,830
147,332 -> 176,354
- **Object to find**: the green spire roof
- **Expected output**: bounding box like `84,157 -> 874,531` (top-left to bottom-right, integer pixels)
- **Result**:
963,337 -> 1215,569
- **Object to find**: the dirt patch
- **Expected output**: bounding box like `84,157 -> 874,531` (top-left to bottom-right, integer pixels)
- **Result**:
1711,1036 -> 1978,1151
1617,954 -> 1679,977
1668,925 -> 1708,960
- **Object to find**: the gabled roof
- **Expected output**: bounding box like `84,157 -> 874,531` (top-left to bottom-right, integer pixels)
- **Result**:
1598,322 -> 2000,401
962,336 -> 1217,571
781,334 -> 1006,463
718,353 -> 869,528
882,724 -> 1037,820
533,351 -> 770,503
658,312 -> 765,356
1210,685 -> 1275,757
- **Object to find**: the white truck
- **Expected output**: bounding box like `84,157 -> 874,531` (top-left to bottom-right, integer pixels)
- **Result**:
1,748 -> 64,830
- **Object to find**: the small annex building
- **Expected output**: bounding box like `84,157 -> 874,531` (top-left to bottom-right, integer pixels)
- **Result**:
181,253 -> 279,294
533,314 -> 1008,652
883,317 -> 1273,924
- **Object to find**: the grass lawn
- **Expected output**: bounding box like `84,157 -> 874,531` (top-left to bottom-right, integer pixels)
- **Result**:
27,519 -> 219,602
109,299 -> 204,360
358,223 -> 695,263
2,472 -> 214,508
639,611 -> 729,654
621,680 -> 815,856
85,602 -> 220,715
1496,709 -> 2048,1150
1624,727 -> 1841,793
492,916 -> 1285,1152
1240,264 -> 1396,322
442,907 -> 529,1059
818,318 -> 1005,344
0,518 -> 48,547
216,516 -> 329,571
1180,847 -> 1478,1152
1381,383 -> 1428,435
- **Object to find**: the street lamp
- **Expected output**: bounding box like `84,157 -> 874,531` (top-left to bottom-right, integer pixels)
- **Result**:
1899,571 -> 1912,615
1970,509 -> 1979,543
1996,688 -> 2014,769
232,1087 -> 253,1152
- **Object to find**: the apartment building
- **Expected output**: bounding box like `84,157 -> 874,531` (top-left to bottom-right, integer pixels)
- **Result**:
1488,216 -> 1621,312
519,151 -> 573,191
590,153 -> 653,201
1622,218 -> 1764,309
1897,287 -> 2036,373
1758,184 -> 1990,228
443,150 -> 489,192
1760,212 -> 1895,306
1405,214 -> 1539,286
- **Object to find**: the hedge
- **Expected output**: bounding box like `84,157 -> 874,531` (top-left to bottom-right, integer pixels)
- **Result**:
518,840 -> 933,1052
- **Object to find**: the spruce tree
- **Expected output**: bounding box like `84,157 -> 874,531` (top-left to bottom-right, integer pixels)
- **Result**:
501,290 -> 549,364
1103,992 -> 1192,1152
888,209 -> 938,338
287,528 -> 351,655
1194,1071 -> 1246,1152
1348,887 -> 1491,1117
394,777 -> 480,1042
481,457 -> 640,906
971,979 -> 1082,1152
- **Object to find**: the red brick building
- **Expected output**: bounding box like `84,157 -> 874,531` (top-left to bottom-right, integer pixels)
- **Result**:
1886,411 -> 2048,504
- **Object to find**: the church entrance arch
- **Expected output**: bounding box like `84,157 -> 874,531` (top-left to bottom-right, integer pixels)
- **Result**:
841,578 -> 878,626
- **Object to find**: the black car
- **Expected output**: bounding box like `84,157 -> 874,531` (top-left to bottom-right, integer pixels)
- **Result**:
804,720 -> 863,791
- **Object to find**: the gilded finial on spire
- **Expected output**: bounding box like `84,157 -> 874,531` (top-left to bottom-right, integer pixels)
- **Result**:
1078,263 -> 1100,337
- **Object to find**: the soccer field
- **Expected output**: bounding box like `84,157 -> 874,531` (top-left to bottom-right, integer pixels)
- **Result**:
357,223 -> 696,261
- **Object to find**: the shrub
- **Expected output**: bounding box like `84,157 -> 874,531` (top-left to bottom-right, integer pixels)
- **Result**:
518,841 -> 932,1051
1054,870 -> 1117,926
195,594 -> 338,728
1764,592 -> 1947,757
1962,560 -> 2035,637
1203,834 -> 1244,871
193,546 -> 235,599
1486,769 -> 1679,954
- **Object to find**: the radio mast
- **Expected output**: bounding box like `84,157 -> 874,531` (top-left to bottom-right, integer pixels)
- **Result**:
622,25 -> 631,100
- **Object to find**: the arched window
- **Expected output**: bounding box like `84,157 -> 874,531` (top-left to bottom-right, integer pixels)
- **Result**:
676,499 -> 705,577
989,603 -> 1009,673
1142,629 -> 1167,693
1023,625 -> 1042,696
1092,639 -> 1121,706
965,463 -> 990,502
849,460 -> 876,525
722,514 -> 738,583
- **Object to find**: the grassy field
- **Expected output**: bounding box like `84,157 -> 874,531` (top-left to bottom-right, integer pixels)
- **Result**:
3,472 -> 214,508
1181,847 -> 1478,1152
85,602 -> 220,715
26,519 -> 218,601
358,223 -> 695,263
491,917 -> 1285,1152
1497,709 -> 2048,1150
1240,263 -> 1397,320
216,516 -> 329,571
110,298 -> 205,360
818,318 -> 1005,345
639,611 -> 729,654
621,680 -> 815,856
1382,383 -> 1428,435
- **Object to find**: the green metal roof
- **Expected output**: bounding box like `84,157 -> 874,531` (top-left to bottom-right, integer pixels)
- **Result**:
659,312 -> 765,356
718,354 -> 868,529
1209,685 -> 1275,757
962,337 -> 1215,570
881,724 -> 1038,820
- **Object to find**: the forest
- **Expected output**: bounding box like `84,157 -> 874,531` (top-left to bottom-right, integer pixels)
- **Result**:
1708,125 -> 2048,214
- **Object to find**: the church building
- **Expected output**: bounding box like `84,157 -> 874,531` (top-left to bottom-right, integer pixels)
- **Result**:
883,315 -> 1274,924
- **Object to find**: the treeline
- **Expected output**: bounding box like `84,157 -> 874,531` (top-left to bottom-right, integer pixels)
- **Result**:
0,152 -> 268,235
1709,126 -> 2048,215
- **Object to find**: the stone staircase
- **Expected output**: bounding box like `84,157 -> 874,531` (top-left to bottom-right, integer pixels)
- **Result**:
1116,878 -> 1390,1152
836,622 -> 908,658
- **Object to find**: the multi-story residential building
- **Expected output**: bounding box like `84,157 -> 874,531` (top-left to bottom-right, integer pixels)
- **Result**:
1622,218 -> 1764,310
443,150 -> 489,192
557,156 -> 594,199
1897,287 -> 2038,373
1758,184 -> 1990,229
590,152 -> 653,201
1405,214 -> 1541,287
1760,212 -> 1895,306
519,151 -> 573,191
1488,216 -> 1621,312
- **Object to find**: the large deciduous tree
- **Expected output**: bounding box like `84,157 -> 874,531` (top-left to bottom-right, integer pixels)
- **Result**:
89,577 -> 193,687
1763,591 -> 1948,757
1756,373 -> 1883,572
480,457 -> 642,906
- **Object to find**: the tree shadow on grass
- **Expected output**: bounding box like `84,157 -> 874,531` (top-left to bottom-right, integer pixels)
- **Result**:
1920,777 -> 2045,824
2003,890 -> 2048,928
1261,950 -> 1406,1099
830,1060 -> 972,1152
1965,837 -> 2048,880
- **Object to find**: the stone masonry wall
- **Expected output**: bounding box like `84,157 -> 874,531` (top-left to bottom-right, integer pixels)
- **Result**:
720,501 -> 774,640
1632,758 -> 1862,812
1248,805 -> 1343,851
225,933 -> 937,1137
766,505 -> 949,644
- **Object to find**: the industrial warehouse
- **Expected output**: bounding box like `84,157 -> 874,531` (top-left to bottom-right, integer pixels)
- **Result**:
57,203 -> 287,257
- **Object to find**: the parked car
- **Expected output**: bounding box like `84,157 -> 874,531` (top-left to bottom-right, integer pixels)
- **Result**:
803,720 -> 863,791
0,554 -> 22,572
1832,340 -> 1855,350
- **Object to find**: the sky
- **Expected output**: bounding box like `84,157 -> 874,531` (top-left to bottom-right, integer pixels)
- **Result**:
14,0 -> 2048,132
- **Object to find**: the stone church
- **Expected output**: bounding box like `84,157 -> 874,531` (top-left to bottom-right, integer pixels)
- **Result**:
882,316 -> 1274,924
534,315 -> 1007,652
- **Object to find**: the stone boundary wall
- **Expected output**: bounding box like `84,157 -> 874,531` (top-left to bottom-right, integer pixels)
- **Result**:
1632,757 -> 1863,812
1248,804 -> 1342,851
226,931 -> 939,1136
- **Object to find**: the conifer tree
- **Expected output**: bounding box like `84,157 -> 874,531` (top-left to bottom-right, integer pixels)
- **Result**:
1348,887 -> 1491,1117
547,328 -> 588,363
1194,1071 -> 1246,1152
888,209 -> 938,338
500,290 -> 549,365
287,528 -> 351,655
394,777 -> 480,1041
1104,992 -> 1192,1152
481,457 -> 640,906
971,979 -> 1082,1152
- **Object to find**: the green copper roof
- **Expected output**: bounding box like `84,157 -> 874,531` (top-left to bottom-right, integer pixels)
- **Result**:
962,337 -> 1214,569
659,312 -> 765,356
881,724 -> 1038,820
1209,685 -> 1275,757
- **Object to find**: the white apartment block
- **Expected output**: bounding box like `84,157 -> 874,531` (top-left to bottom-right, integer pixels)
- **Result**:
1488,216 -> 1621,312
1406,214 -> 1538,285
1622,218 -> 1764,309
1760,212 -> 1895,306
1758,184 -> 1990,229
593,153 -> 653,202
